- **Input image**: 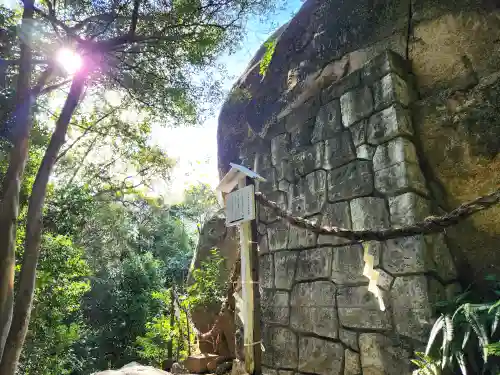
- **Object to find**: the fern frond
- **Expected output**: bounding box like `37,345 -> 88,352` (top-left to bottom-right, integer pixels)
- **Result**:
462,326 -> 472,349
426,315 -> 445,355
412,359 -> 431,375
446,314 -> 454,341
455,350 -> 468,375
464,303 -> 490,362
441,315 -> 454,369
491,308 -> 500,335
488,299 -> 500,314
453,305 -> 466,320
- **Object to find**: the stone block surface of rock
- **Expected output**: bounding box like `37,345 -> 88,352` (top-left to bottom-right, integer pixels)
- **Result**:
217,0 -> 500,373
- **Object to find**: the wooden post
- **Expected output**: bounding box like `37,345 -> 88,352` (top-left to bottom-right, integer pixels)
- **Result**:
249,179 -> 262,375
216,163 -> 265,375
238,177 -> 261,375
238,177 -> 254,374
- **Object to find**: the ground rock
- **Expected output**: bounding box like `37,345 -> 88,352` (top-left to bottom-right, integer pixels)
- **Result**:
93,362 -> 170,375
215,361 -> 234,375
230,359 -> 249,375
171,362 -> 189,374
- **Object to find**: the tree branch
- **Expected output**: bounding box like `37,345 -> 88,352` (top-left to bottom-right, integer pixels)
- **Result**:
129,0 -> 140,37
93,180 -> 144,198
71,13 -> 117,32
55,107 -> 120,163
38,79 -> 71,96
31,67 -> 54,96
33,6 -> 85,44
0,59 -> 49,66
65,134 -> 99,186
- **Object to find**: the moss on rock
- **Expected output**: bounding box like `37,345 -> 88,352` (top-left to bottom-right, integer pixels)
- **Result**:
413,74 -> 500,286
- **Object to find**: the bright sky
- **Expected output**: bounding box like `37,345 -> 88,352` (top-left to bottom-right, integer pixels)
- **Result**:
151,1 -> 303,202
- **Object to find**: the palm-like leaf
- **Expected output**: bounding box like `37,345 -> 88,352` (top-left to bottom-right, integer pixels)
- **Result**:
488,299 -> 500,314
455,350 -> 467,375
462,326 -> 472,349
419,292 -> 500,375
441,315 -> 454,368
491,307 -> 500,335
426,316 -> 445,356
464,303 -> 490,362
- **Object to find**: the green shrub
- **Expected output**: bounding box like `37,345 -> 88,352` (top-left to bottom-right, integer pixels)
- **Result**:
413,278 -> 500,375
187,248 -> 226,308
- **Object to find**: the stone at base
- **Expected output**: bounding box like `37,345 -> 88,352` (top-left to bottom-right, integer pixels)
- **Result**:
183,354 -> 219,373
359,333 -> 411,375
215,361 -> 234,375
230,359 -> 249,375
171,362 -> 189,374
207,356 -> 227,372
162,359 -> 174,371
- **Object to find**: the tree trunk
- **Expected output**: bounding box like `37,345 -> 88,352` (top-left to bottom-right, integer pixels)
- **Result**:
186,308 -> 191,356
0,0 -> 35,360
167,288 -> 175,361
0,77 -> 86,375
177,323 -> 182,362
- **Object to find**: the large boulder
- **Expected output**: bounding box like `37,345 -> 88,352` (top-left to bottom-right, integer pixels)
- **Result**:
188,209 -> 238,288
217,0 -> 500,286
188,209 -> 239,356
217,1 -> 500,373
413,71 -> 500,286
183,354 -> 220,373
188,209 -> 238,335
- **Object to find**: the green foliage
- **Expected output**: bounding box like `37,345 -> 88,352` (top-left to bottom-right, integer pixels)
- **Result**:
78,251 -> 166,371
412,352 -> 443,375
136,289 -> 195,368
486,342 -> 500,356
15,0 -> 278,125
414,278 -> 500,375
259,38 -> 277,77
171,182 -> 220,228
13,172 -> 213,374
53,101 -> 177,199
187,249 -> 226,308
18,234 -> 91,375
0,6 -> 19,122
136,250 -> 226,368
44,184 -> 97,237
134,202 -> 193,284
